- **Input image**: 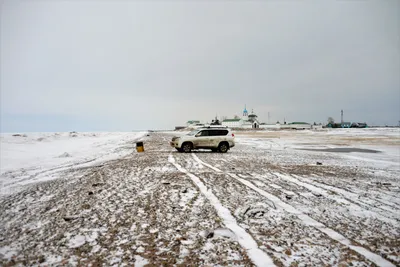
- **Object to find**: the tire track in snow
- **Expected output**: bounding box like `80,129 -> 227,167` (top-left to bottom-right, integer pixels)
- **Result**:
207,156 -> 399,221
238,170 -> 399,225
274,173 -> 400,224
303,175 -> 400,209
192,154 -> 395,267
211,153 -> 400,209
168,154 -> 275,267
312,178 -> 400,211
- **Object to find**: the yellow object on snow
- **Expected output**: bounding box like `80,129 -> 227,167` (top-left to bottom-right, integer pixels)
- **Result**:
136,142 -> 144,152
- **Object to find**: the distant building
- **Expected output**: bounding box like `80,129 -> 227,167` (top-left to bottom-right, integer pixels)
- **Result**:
282,122 -> 311,130
247,109 -> 260,128
221,118 -> 242,127
221,106 -> 261,128
327,122 -> 352,128
186,120 -> 201,127
341,122 -> 351,128
351,122 -> 368,128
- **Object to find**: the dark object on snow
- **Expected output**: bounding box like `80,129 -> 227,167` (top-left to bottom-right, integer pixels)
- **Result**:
351,122 -> 368,128
58,152 -> 71,158
243,207 -> 267,218
63,216 -> 78,222
136,142 -> 144,152
243,207 -> 251,216
376,182 -> 392,186
92,183 -> 105,187
206,232 -> 214,239
181,188 -> 188,193
88,191 -> 94,195
316,162 -> 323,165
12,134 -> 27,137
248,210 -> 265,218
38,255 -> 46,263
285,195 -> 293,200
162,181 -> 171,185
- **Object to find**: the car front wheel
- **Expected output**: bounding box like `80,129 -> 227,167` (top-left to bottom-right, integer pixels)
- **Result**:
182,143 -> 193,153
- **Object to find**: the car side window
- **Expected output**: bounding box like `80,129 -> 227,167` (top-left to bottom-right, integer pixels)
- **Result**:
212,130 -> 228,136
209,130 -> 218,136
219,130 -> 228,136
198,130 -> 209,136
207,130 -> 216,136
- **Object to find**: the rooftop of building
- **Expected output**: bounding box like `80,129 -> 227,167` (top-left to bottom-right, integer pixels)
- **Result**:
222,119 -> 241,122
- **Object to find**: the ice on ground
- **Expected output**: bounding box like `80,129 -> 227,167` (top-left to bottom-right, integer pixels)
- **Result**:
134,255 -> 149,266
0,246 -> 17,259
213,228 -> 237,241
68,235 -> 86,248
0,131 -> 146,195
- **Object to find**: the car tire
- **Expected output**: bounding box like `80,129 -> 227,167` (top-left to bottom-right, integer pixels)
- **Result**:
182,142 -> 193,153
218,143 -> 229,153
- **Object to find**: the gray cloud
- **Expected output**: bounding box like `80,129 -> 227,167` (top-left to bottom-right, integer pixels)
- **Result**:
1,1 -> 399,131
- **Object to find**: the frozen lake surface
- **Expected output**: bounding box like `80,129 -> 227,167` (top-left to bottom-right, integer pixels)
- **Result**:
1,128 -> 399,266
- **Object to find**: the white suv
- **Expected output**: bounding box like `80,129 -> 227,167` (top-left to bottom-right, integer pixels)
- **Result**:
170,127 -> 235,153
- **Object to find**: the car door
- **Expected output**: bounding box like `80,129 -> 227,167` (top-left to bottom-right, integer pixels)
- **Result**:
195,130 -> 212,148
212,130 -> 228,147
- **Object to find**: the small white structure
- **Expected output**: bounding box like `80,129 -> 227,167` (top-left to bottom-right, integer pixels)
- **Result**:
281,122 -> 311,130
311,124 -> 323,130
259,123 -> 281,129
186,120 -> 203,127
222,106 -> 261,128
221,119 -> 242,127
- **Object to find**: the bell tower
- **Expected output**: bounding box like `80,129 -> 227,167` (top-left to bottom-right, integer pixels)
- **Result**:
243,105 -> 248,117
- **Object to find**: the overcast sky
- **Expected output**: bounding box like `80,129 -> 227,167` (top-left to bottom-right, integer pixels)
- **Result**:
1,1 -> 399,132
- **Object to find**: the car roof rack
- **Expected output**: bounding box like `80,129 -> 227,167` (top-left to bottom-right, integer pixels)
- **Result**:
201,126 -> 229,129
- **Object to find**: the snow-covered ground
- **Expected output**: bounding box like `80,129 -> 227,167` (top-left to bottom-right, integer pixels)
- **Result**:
0,132 -> 147,195
0,128 -> 399,266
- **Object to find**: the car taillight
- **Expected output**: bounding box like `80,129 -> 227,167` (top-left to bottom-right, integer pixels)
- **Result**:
232,133 -> 235,137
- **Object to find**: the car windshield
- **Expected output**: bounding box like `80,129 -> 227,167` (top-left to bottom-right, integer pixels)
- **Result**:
187,130 -> 200,136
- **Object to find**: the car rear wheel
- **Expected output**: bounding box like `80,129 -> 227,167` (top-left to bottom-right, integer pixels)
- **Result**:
182,143 -> 193,153
218,143 -> 229,153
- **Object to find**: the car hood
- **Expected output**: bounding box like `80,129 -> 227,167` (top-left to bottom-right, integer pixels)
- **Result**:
171,136 -> 180,141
